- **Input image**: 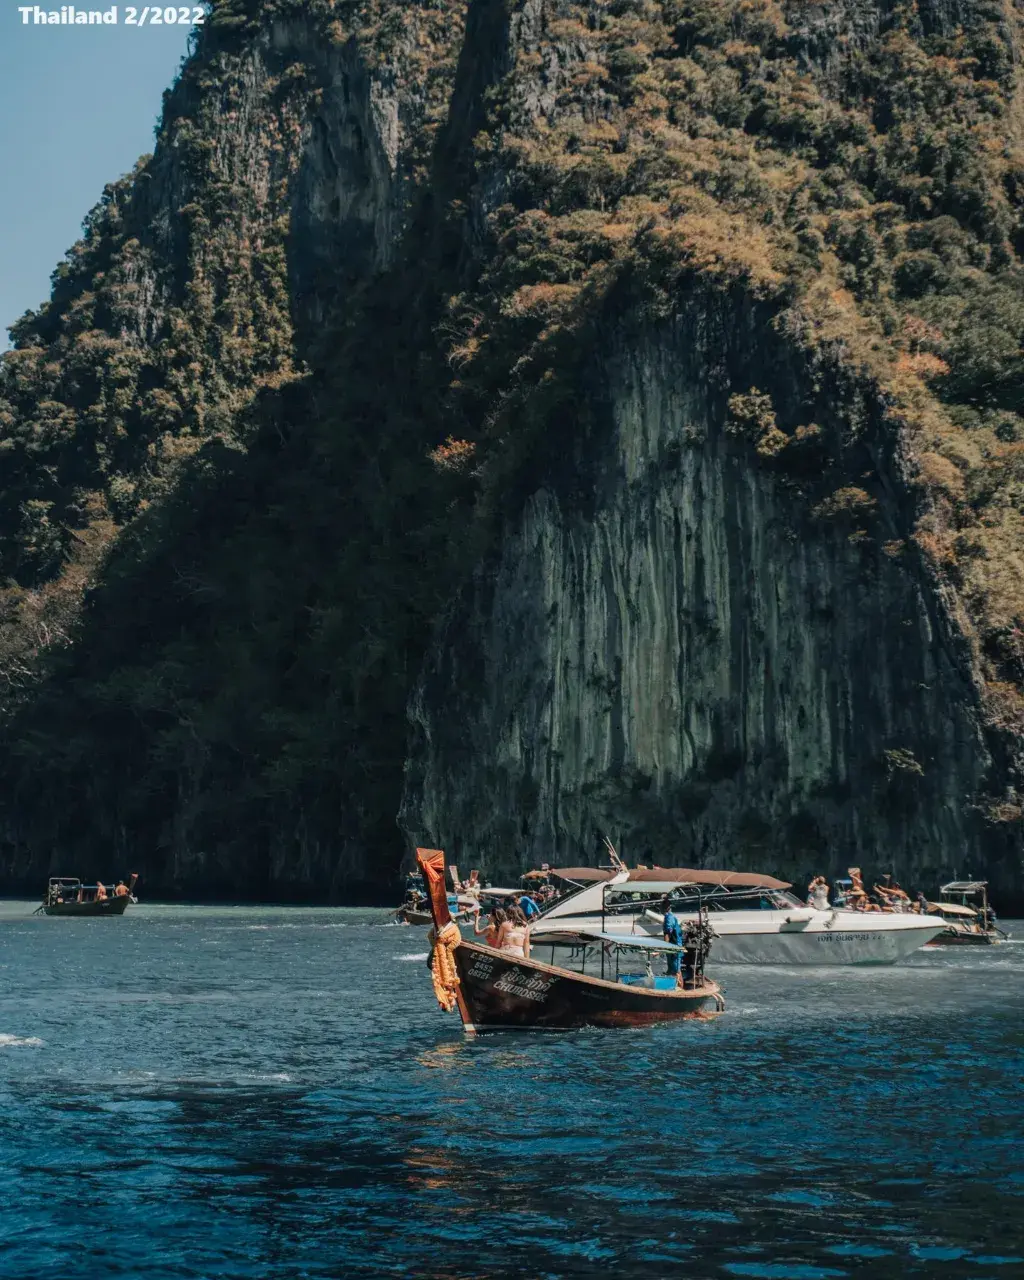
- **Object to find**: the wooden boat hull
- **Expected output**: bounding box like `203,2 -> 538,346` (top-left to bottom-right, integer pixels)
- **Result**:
925,928 -> 1000,947
453,939 -> 720,1032
398,905 -> 475,927
42,896 -> 130,917
397,907 -> 434,925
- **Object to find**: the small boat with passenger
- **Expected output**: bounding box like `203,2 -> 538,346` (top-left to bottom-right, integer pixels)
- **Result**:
395,865 -> 519,925
922,881 -> 1006,946
416,848 -> 723,1033
39,874 -> 137,917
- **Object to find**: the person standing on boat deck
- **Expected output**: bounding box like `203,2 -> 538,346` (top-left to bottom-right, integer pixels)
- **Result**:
518,892 -> 541,921
498,906 -> 530,959
661,898 -> 683,980
114,881 -> 128,898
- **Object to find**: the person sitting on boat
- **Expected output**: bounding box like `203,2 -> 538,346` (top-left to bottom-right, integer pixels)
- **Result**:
518,892 -> 541,921
498,906 -> 530,959
95,881 -> 107,901
473,906 -> 506,949
874,875 -> 909,912
915,891 -> 929,914
114,881 -> 128,898
807,876 -> 830,910
661,897 -> 684,982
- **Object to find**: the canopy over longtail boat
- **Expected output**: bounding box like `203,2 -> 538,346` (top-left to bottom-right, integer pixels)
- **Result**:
416,848 -> 723,1034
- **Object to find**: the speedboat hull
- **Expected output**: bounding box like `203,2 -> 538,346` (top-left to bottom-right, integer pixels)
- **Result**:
532,910 -> 945,965
696,918 -> 944,965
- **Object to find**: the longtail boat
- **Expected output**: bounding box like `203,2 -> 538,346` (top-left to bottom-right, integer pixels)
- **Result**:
923,881 -> 1007,946
395,866 -> 491,926
39,874 -> 137,917
416,848 -> 723,1033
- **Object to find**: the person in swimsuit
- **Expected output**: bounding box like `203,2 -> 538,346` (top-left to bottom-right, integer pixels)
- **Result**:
95,881 -> 107,901
498,906 -> 531,959
473,906 -> 506,948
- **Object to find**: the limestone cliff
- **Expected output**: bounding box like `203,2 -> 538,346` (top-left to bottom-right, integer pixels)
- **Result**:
400,0 -> 1024,901
0,0 -> 467,898
402,302 -> 1017,895
1,0 -> 1023,903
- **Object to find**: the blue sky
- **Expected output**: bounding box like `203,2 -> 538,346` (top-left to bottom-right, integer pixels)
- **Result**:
0,5 -> 196,345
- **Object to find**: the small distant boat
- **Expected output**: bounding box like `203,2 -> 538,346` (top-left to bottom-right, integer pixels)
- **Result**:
39,874 -> 137,917
416,848 -> 723,1033
395,865 -> 510,926
923,881 -> 1007,946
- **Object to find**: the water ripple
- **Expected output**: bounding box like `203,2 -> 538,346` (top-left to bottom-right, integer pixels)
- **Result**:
0,905 -> 1020,1278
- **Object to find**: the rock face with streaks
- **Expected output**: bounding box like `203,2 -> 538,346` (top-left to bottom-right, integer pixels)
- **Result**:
402,305 -> 1010,892
396,0 -> 1024,900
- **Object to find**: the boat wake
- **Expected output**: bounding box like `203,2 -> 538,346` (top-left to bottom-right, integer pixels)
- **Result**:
0,1034 -> 44,1048
395,952 -> 429,962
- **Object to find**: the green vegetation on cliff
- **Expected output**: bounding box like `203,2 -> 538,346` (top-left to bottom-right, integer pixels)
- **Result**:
439,0 -> 1024,719
0,0 -> 1021,895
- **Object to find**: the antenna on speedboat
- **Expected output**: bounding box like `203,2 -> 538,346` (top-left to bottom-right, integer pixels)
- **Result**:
602,835 -> 626,873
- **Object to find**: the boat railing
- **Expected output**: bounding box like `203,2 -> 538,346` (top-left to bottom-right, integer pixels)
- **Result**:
44,874 -> 137,905
532,929 -> 714,992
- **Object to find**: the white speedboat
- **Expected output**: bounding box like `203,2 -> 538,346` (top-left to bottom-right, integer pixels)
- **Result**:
528,867 -> 947,965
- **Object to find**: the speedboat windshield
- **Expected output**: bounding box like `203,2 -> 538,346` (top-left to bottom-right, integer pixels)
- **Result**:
603,885 -> 805,913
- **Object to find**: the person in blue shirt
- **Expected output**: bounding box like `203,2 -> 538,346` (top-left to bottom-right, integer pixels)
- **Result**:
518,893 -> 541,920
661,897 -> 683,978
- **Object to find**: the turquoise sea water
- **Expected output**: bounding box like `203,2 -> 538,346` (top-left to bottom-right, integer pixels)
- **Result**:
0,902 -> 1021,1279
